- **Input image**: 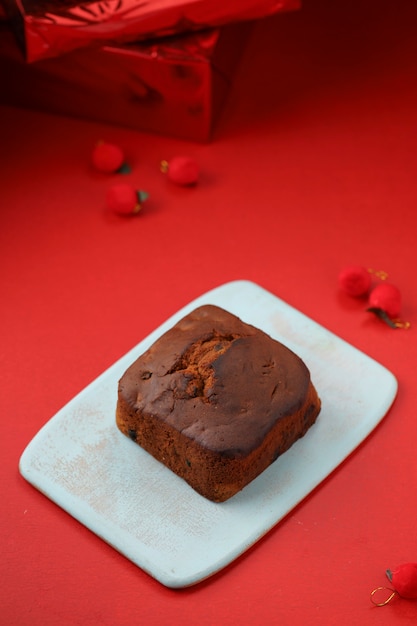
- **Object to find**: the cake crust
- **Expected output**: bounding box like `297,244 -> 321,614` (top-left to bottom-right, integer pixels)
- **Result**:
116,305 -> 321,501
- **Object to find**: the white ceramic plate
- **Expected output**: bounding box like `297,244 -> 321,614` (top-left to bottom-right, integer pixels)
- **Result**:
19,280 -> 397,588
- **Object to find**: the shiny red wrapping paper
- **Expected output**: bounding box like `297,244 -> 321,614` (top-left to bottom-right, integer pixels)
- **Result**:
0,20 -> 252,141
2,0 -> 300,62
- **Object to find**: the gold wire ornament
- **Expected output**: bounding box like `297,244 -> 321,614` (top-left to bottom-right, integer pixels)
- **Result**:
370,586 -> 398,606
366,307 -> 411,329
160,160 -> 169,174
392,319 -> 411,329
367,268 -> 389,281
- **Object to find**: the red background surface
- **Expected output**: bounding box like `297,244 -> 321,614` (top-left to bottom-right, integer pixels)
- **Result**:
2,1 -> 417,624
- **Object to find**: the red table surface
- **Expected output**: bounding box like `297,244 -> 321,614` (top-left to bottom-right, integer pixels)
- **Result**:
2,1 -> 417,624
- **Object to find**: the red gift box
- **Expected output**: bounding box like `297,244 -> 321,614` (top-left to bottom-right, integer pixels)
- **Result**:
2,0 -> 300,63
0,20 -> 252,142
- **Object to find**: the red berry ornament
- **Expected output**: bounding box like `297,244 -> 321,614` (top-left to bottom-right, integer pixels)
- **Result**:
106,183 -> 148,216
387,563 -> 417,600
338,265 -> 372,297
368,283 -> 401,319
161,156 -> 199,186
92,142 -> 125,173
371,562 -> 417,606
339,264 -> 410,329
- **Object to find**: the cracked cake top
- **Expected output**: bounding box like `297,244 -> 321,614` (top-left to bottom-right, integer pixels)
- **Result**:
117,305 -> 311,456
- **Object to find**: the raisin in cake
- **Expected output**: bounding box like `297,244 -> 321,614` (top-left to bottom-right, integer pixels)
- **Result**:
116,305 -> 321,502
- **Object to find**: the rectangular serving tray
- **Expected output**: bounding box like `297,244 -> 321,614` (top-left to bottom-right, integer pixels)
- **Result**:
19,280 -> 398,588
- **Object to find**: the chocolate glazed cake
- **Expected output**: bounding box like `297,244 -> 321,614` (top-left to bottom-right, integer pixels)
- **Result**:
116,305 -> 321,502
